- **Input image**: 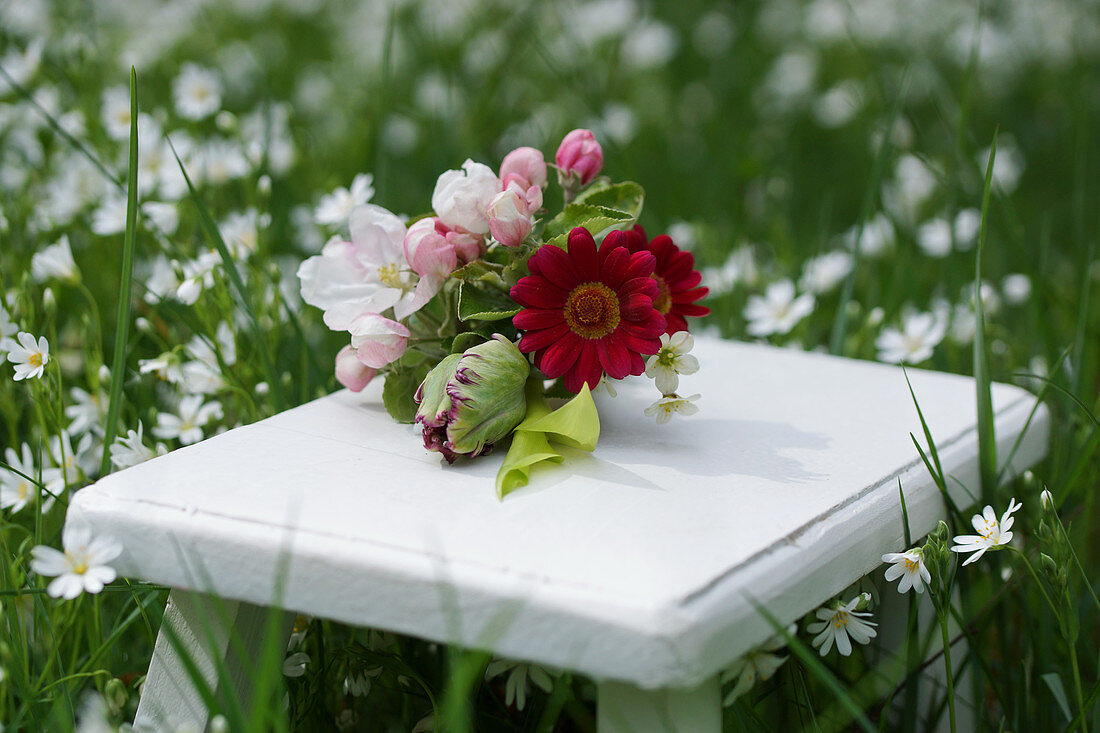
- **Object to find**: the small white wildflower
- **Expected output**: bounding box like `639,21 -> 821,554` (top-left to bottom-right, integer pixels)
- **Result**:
798,250 -> 852,294
743,279 -> 815,337
951,498 -> 1022,566
143,201 -> 179,236
1,444 -> 61,513
31,235 -> 80,283
6,331 -> 49,380
65,386 -> 107,436
315,173 -> 375,226
953,208 -> 981,250
484,660 -> 554,711
874,311 -> 946,364
881,548 -> 931,594
644,331 -> 700,394
343,671 -> 370,697
138,351 -> 185,384
197,140 -> 249,185
282,651 -> 310,678
807,595 -> 877,657
173,63 -> 222,120
90,194 -> 127,236
100,85 -> 132,140
110,422 -> 168,470
916,218 -> 952,258
30,524 -> 122,599
644,393 -> 700,424
721,625 -> 793,705
1001,273 -> 1031,305
153,395 -> 223,445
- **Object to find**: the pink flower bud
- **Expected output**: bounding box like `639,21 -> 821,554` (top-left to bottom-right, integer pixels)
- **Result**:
347,313 -> 410,369
446,229 -> 484,263
404,218 -> 458,281
555,129 -> 603,186
335,345 -> 377,392
487,185 -> 535,247
499,146 -> 547,190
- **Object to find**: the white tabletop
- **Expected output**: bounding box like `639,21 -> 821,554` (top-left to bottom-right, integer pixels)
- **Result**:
69,337 -> 1048,688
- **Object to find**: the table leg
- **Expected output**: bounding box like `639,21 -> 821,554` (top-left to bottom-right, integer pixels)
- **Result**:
597,676 -> 721,732
133,590 -> 292,732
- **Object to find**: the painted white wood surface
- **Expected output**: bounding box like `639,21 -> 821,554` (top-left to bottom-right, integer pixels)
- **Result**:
68,337 -> 1049,689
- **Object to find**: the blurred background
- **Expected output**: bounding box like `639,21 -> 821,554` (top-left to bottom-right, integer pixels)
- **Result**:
2,0 -> 1100,730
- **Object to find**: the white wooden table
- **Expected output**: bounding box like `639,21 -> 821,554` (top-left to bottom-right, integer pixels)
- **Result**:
67,337 -> 1049,731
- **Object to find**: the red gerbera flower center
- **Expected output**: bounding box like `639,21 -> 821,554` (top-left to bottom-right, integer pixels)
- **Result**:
564,282 -> 621,338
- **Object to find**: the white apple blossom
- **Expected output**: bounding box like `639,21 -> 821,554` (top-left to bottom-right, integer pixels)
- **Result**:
644,393 -> 700,424
951,498 -> 1022,566
875,311 -> 946,364
881,548 -> 931,594
431,159 -> 500,235
744,279 -> 815,336
31,234 -> 80,283
644,332 -> 700,395
173,63 -> 222,120
297,204 -> 425,328
315,173 -> 375,226
807,594 -> 877,657
154,395 -> 224,446
30,524 -> 122,599
6,331 -> 49,380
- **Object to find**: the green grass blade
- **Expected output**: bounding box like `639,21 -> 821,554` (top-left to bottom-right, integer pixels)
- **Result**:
167,140 -> 287,411
974,130 -> 999,504
99,67 -> 140,476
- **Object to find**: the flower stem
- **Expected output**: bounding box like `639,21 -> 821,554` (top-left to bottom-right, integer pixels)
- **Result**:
937,607 -> 957,733
1068,642 -> 1088,733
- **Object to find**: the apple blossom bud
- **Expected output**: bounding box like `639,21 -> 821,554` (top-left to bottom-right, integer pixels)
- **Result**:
404,218 -> 457,280
348,313 -> 410,369
487,187 -> 534,247
335,344 -> 378,392
414,335 -> 530,463
499,146 -> 547,191
555,128 -> 603,188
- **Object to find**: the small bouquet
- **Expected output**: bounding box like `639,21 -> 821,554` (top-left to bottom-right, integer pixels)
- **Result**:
298,129 -> 709,497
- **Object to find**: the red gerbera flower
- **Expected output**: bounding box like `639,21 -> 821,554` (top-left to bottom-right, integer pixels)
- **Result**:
510,227 -> 666,393
616,226 -> 710,335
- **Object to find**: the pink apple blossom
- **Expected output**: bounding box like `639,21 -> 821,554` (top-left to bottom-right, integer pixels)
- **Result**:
555,129 -> 603,187
499,146 -> 548,191
335,345 -> 378,391
487,184 -> 541,247
348,314 -> 410,369
431,160 -> 500,235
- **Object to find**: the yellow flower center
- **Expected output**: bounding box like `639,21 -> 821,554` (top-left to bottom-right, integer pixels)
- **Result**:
28,353 -> 42,367
652,275 -> 671,315
832,613 -> 849,628
66,552 -> 88,575
904,558 -> 918,572
564,282 -> 620,339
378,263 -> 406,289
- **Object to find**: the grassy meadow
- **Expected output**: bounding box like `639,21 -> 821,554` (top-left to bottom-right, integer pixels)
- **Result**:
0,0 -> 1098,730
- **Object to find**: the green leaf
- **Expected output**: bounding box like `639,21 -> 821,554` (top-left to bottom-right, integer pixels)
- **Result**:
450,259 -> 507,287
100,67 -> 140,476
573,181 -> 645,219
382,362 -> 431,424
974,130 -> 998,503
457,281 -> 520,322
542,203 -> 637,245
1042,673 -> 1073,722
